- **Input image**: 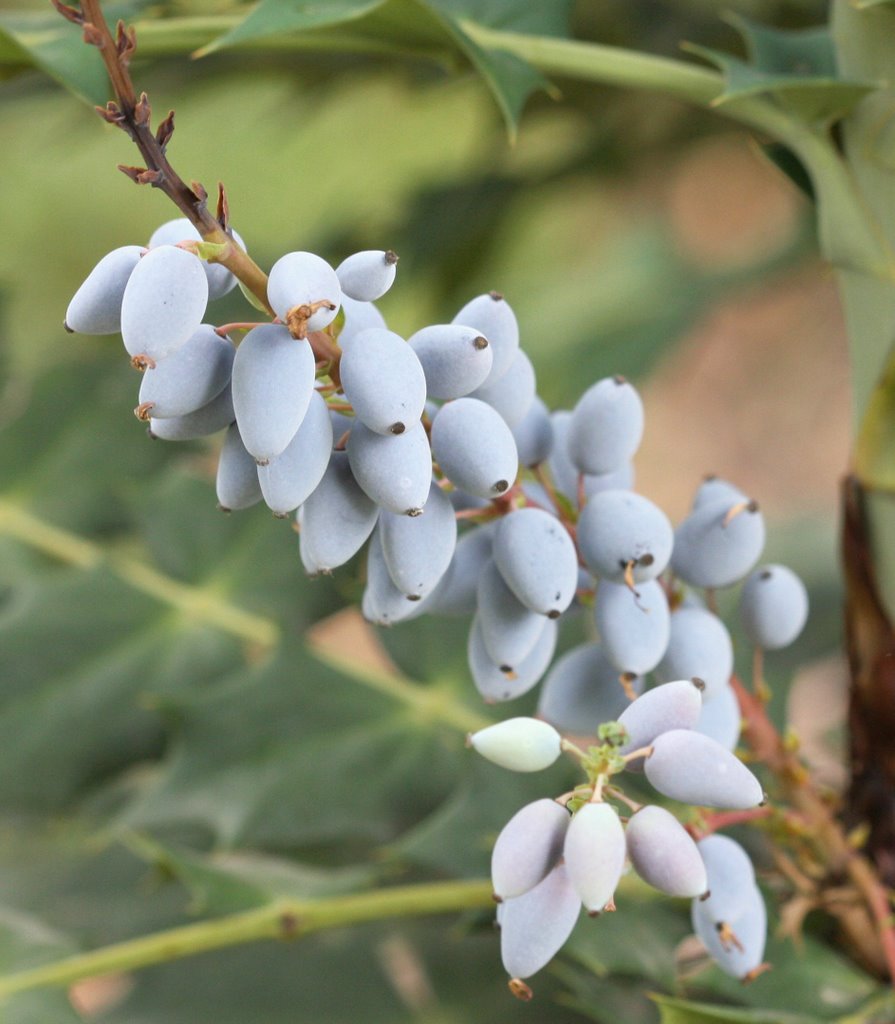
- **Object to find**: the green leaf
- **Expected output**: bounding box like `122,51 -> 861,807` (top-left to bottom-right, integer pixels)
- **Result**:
390,753 -> 576,876
651,994 -> 816,1024
564,897 -> 688,988
197,0 -> 389,57
0,13 -> 108,106
121,834 -> 379,915
856,372 -> 895,492
686,17 -> 876,123
0,4 -> 144,106
95,917 -> 586,1024
422,2 -> 552,139
116,634 -> 485,852
426,0 -> 570,37
198,0 -> 568,136
0,907 -> 81,1023
761,142 -> 815,200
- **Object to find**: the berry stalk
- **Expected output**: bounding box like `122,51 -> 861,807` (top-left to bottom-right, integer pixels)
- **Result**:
731,673 -> 895,982
52,0 -> 273,313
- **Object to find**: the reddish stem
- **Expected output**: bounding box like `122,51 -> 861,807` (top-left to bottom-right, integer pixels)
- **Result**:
56,0 -> 273,313
731,673 -> 895,982
687,806 -> 774,841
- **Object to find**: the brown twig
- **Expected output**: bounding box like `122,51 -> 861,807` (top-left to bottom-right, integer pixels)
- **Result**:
731,673 -> 895,982
53,0 -> 273,314
687,806 -> 774,841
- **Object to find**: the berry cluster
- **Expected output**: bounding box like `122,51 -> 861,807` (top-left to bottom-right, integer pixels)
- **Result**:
66,225 -> 809,998
468,678 -> 768,997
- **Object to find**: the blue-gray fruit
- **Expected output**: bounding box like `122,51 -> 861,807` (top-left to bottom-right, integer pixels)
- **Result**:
347,420 -> 432,515
408,324 -> 493,400
231,324 -> 316,463
594,578 -> 670,675
138,325 -> 234,419
149,384 -> 234,441
468,616 -> 556,703
452,292 -> 519,387
672,497 -> 765,589
645,730 -> 764,809
563,802 -> 626,914
335,249 -> 397,302
65,245 -> 144,335
470,349 -> 536,428
298,451 -> 379,575
499,863 -> 580,980
511,397 -> 554,467
567,376 -> 644,475
339,328 -> 426,435
655,607 -> 734,700
625,805 -> 707,897
538,643 -> 642,735
739,564 -> 808,650
618,679 -> 704,771
216,423 -> 263,511
121,246 -> 209,361
493,508 -> 578,618
477,559 -> 550,671
430,398 -> 518,499
266,251 -> 341,330
378,481 -> 457,599
257,391 -> 333,515
578,490 -> 673,584
491,799 -> 570,901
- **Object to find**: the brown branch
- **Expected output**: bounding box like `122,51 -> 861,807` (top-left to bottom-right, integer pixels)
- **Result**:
842,475 -> 895,883
54,0 -> 272,314
687,806 -> 774,841
731,673 -> 895,982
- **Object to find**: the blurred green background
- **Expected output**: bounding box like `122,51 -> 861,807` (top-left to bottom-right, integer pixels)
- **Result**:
0,0 -> 868,1021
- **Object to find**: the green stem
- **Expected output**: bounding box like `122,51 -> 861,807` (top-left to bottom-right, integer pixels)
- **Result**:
460,22 -> 722,105
0,879 -> 493,1000
460,24 -> 893,282
308,622 -> 490,735
0,497 -> 279,649
0,497 -> 489,734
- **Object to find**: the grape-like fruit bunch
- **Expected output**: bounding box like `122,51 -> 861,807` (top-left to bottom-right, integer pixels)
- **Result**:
468,680 -> 768,998
66,223 -> 810,997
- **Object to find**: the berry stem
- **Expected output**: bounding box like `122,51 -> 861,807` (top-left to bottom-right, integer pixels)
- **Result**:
54,0 -> 273,314
0,877 -> 494,1000
560,738 -> 588,761
603,784 -> 642,813
215,321 -> 270,336
621,745 -> 654,763
686,806 -> 773,841
731,673 -> 895,983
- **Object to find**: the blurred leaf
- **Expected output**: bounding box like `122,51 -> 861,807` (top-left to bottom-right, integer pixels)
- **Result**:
391,753 -> 576,876
0,12 -> 108,106
96,917 -> 586,1024
419,1 -> 553,139
556,884 -> 879,1024
427,0 -> 570,36
762,142 -> 815,201
651,995 -> 815,1024
122,834 -> 379,914
565,897 -> 688,988
198,0 -> 569,135
856,373 -> 895,492
0,906 -> 81,1024
197,0 -> 391,56
116,633 -> 483,853
686,18 -> 876,123
0,3 -> 143,106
